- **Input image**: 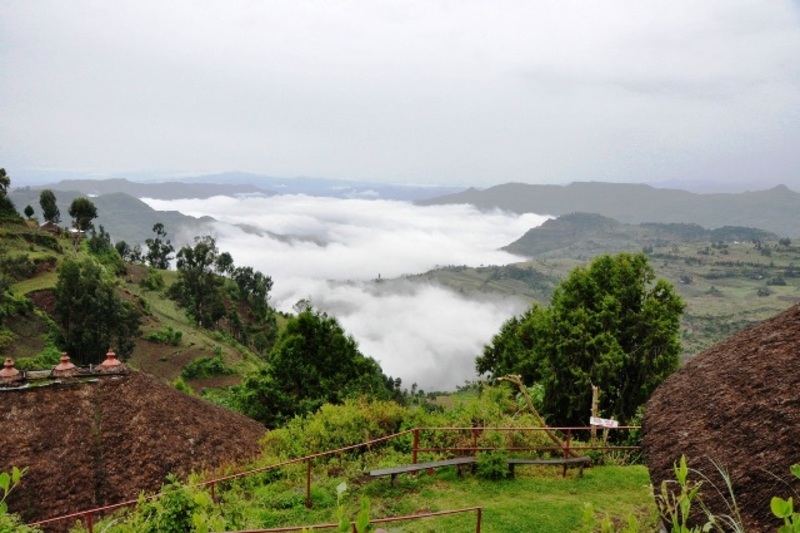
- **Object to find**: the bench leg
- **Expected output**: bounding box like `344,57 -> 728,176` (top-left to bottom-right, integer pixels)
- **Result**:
390,473 -> 397,486
508,463 -> 515,478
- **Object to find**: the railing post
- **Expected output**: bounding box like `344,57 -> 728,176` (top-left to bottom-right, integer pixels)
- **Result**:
84,512 -> 94,533
472,426 -> 479,456
476,506 -> 482,533
306,459 -> 312,508
412,429 -> 420,465
563,429 -> 572,477
210,481 -> 216,503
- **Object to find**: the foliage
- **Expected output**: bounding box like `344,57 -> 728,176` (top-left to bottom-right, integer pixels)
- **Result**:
0,252 -> 36,281
656,455 -> 746,533
0,168 -> 21,221
476,448 -> 510,480
181,351 -> 235,380
771,464 -> 800,532
145,223 -> 175,270
0,466 -> 42,532
478,252 -> 685,427
98,475 -> 228,532
68,196 -> 98,231
86,225 -> 126,274
23,204 -> 34,219
145,325 -> 183,346
54,257 -> 142,364
234,308 -> 393,428
170,235 -> 226,327
0,168 -> 9,196
39,189 -> 60,223
140,268 -> 165,291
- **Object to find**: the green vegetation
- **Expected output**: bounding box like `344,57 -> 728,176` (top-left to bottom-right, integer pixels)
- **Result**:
0,467 -> 42,532
144,325 -> 183,346
71,394 -> 658,532
54,257 -> 142,364
478,253 -> 684,427
144,222 -> 174,269
231,308 -> 397,428
68,196 -> 98,231
180,349 -> 234,379
39,189 -> 60,224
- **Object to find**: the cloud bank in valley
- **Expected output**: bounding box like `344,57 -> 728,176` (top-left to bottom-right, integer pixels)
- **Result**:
144,195 -> 548,390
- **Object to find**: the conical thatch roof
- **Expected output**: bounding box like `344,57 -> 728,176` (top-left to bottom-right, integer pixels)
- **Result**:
2,371 -> 266,526
643,303 -> 800,531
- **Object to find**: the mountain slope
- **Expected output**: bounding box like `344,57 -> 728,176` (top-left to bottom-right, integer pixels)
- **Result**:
420,182 -> 800,237
503,212 -> 776,258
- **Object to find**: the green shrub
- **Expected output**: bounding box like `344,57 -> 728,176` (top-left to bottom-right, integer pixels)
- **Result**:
181,352 -> 234,380
145,326 -> 183,346
140,269 -> 165,291
476,449 -> 510,480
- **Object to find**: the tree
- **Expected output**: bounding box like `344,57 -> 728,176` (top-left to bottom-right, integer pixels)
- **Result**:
23,205 -> 34,219
214,252 -> 234,277
477,252 -> 685,427
68,197 -> 97,231
170,235 -> 225,327
0,168 -> 20,220
39,189 -> 60,223
236,308 -> 392,427
54,258 -> 141,364
145,223 -> 174,269
0,168 -> 9,196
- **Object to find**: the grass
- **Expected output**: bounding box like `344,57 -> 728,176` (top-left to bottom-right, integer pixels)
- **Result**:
83,463 -> 657,532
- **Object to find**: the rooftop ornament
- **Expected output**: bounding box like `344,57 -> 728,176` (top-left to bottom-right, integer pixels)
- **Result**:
97,349 -> 127,375
52,352 -> 78,378
0,358 -> 23,386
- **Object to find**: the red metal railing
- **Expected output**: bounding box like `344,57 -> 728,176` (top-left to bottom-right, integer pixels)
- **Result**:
28,425 -> 638,531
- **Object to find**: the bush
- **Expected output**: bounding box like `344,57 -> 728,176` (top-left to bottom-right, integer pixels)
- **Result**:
181,351 -> 234,380
476,449 -> 510,480
140,269 -> 165,291
144,326 -> 183,346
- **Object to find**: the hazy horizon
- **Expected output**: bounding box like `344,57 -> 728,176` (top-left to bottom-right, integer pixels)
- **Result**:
142,195 -> 549,391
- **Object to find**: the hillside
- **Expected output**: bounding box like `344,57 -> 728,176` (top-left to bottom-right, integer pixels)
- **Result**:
419,182 -> 800,237
503,212 -> 776,258
8,187 -> 214,244
410,223 -> 800,358
2,371 -> 266,524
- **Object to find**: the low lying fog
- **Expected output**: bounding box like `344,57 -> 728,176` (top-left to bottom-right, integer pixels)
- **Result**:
143,195 -> 548,391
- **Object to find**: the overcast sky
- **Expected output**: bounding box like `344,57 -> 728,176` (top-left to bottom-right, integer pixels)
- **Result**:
2,1 -> 799,188
143,195 -> 546,390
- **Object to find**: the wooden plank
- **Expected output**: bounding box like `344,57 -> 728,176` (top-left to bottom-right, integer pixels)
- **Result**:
506,456 -> 592,478
370,456 -> 476,477
370,457 -> 477,485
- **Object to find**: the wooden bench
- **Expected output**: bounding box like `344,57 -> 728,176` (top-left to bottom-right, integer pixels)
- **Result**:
506,456 -> 592,478
369,457 -> 477,486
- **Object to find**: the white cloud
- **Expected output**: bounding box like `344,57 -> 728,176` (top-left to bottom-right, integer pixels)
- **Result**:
143,195 -> 545,389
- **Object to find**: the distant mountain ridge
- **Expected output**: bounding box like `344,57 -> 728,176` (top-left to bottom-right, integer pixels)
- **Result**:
15,173 -> 465,202
503,212 -> 777,258
419,182 -> 800,237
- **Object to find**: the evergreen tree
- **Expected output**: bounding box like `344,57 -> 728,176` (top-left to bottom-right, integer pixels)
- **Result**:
39,189 -> 60,223
170,235 -> 225,327
236,308 -> 392,427
144,223 -> 174,269
54,258 -> 141,364
68,197 -> 97,231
